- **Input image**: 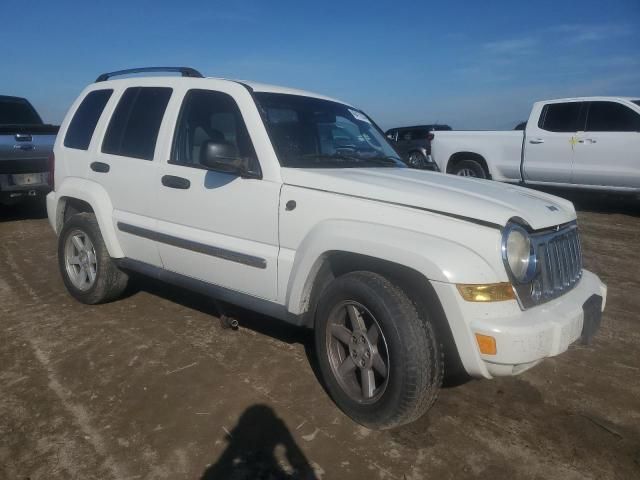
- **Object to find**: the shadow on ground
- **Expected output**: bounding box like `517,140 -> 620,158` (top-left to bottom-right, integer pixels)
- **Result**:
201,404 -> 318,480
0,198 -> 47,222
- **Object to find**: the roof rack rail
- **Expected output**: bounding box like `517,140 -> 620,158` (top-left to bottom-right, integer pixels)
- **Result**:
95,67 -> 203,82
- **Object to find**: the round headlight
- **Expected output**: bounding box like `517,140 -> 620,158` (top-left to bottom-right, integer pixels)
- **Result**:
502,224 -> 536,283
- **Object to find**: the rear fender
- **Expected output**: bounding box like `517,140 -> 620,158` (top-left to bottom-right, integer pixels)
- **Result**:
54,177 -> 123,257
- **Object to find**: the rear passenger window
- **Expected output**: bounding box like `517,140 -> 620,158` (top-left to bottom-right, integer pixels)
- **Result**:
539,102 -> 583,132
64,90 -> 113,150
410,129 -> 429,140
400,130 -> 412,141
102,87 -> 172,160
586,102 -> 640,132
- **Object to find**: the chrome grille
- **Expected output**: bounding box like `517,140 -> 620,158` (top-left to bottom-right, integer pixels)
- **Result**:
534,223 -> 582,302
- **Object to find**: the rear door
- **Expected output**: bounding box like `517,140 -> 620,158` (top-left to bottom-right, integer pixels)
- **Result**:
87,85 -> 172,267
523,101 -> 585,183
573,101 -> 640,188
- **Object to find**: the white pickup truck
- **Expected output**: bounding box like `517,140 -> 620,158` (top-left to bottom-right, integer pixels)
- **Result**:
47,68 -> 606,429
431,97 -> 640,192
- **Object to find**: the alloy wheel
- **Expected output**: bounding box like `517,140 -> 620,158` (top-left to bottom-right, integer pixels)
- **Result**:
64,229 -> 98,291
325,301 -> 390,403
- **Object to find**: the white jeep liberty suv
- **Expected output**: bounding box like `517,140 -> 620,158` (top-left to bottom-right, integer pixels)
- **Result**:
47,67 -> 607,429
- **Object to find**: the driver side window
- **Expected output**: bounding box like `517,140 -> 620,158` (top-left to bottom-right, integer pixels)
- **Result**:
171,89 -> 258,169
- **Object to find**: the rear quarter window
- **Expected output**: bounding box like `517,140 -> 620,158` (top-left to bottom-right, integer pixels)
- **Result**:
102,87 -> 172,160
64,89 -> 113,150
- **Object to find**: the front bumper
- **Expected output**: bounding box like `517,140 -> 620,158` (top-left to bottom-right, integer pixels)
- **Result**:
431,270 -> 607,379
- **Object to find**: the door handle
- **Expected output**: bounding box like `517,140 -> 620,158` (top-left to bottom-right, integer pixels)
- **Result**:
529,138 -> 544,144
161,175 -> 190,189
90,161 -> 110,173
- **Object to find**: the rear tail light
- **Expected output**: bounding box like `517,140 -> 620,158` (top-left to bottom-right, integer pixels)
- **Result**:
48,151 -> 55,190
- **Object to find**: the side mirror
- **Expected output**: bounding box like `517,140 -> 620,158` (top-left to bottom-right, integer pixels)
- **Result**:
199,141 -> 260,179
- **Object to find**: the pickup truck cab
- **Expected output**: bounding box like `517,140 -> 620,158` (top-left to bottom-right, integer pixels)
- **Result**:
431,97 -> 640,192
0,95 -> 58,205
47,68 -> 607,429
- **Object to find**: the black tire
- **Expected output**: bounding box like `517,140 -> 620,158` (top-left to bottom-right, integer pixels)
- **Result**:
407,151 -> 426,169
58,212 -> 128,304
314,271 -> 443,429
451,159 -> 488,178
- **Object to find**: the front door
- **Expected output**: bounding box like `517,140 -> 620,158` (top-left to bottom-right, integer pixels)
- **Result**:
523,101 -> 585,184
153,87 -> 280,300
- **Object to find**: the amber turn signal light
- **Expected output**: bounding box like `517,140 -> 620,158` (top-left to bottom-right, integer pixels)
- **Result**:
456,283 -> 516,302
475,333 -> 497,355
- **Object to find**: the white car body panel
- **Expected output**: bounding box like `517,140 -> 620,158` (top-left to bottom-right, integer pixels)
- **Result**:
47,74 -> 607,380
431,96 -> 640,192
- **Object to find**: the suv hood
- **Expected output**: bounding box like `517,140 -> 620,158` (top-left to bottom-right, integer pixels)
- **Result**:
281,168 -> 576,230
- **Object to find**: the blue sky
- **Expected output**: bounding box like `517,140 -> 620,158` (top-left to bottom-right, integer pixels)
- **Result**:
2,0 -> 638,129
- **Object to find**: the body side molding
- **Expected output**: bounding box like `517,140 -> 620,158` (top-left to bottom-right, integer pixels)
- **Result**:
117,222 -> 267,269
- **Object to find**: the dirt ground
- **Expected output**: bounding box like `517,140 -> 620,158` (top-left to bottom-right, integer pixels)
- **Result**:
1,192 -> 639,480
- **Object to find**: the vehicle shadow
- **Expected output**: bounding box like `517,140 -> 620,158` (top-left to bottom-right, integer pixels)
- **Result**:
0,198 -> 48,223
130,274 -> 312,346
525,186 -> 639,217
200,404 -> 318,480
132,275 -> 469,396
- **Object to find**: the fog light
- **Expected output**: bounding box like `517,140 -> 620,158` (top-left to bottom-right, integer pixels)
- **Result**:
456,283 -> 516,302
475,334 -> 497,355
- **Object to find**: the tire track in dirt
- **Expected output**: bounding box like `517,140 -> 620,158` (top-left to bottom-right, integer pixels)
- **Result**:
1,239 -> 134,480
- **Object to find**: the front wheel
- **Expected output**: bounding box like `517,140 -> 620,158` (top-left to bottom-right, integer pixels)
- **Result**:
451,159 -> 488,178
58,213 -> 128,304
314,271 -> 443,429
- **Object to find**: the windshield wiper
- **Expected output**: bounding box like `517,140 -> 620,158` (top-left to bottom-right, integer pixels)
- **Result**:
299,153 -> 401,167
363,156 -> 403,166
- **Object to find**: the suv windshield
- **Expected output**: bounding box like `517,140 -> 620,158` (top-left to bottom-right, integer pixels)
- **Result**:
254,93 -> 404,168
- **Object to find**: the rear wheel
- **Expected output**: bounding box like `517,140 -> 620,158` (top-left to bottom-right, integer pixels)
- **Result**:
407,151 -> 426,168
58,213 -> 128,304
314,271 -> 443,429
451,159 -> 487,178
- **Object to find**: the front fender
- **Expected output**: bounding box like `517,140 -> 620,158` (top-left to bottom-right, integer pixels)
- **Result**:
53,178 -> 123,257
285,219 -> 502,315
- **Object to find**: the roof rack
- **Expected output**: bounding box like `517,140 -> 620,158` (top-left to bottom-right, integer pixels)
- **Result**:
95,67 -> 203,82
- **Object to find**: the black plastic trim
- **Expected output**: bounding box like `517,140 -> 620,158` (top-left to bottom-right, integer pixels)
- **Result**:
96,67 -> 203,82
90,161 -> 110,173
116,222 -> 267,269
114,258 -> 300,325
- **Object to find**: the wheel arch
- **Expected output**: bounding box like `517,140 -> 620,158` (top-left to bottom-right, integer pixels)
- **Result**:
297,250 -> 464,378
446,152 -> 491,178
54,178 -> 123,257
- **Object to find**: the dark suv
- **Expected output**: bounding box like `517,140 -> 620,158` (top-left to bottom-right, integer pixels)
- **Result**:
385,124 -> 452,170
